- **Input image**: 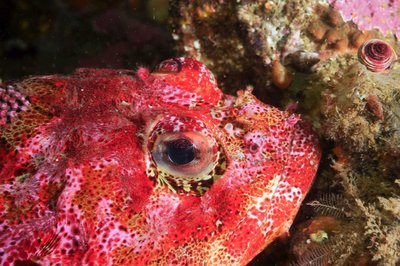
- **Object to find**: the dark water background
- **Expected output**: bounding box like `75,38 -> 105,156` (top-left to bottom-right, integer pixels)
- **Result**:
0,0 -> 174,80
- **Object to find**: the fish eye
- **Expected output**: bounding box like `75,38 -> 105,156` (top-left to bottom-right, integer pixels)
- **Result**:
151,132 -> 216,178
147,116 -> 227,196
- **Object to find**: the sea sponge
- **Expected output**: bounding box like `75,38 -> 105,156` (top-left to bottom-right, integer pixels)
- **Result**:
306,5 -> 370,53
329,0 -> 400,38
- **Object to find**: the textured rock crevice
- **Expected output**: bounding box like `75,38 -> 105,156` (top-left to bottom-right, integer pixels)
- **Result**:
171,1 -> 400,265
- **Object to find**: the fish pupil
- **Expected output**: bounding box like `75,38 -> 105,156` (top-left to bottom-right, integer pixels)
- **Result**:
166,139 -> 196,165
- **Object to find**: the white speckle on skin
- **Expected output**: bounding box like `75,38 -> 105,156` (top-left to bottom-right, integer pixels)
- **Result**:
216,219 -> 223,227
173,120 -> 184,132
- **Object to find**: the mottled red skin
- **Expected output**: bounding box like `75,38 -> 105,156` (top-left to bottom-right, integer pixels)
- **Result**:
0,58 -> 321,265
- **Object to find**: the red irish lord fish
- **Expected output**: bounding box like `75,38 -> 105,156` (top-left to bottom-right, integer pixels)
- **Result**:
0,58 -> 320,265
